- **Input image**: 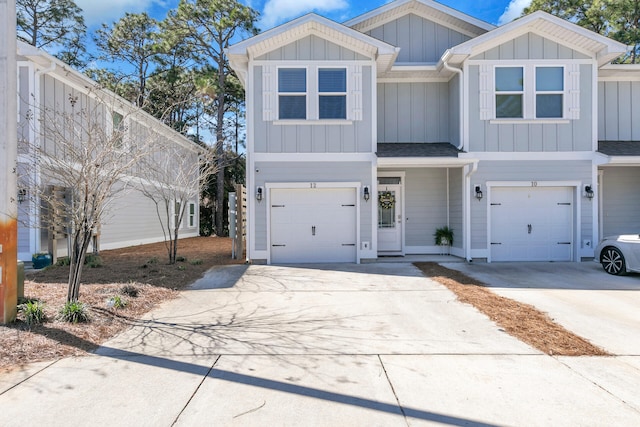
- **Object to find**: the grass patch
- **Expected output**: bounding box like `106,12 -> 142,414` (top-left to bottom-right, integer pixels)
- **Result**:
59,301 -> 89,324
18,300 -> 46,326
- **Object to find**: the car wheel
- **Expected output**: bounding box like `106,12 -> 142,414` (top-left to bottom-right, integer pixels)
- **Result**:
600,246 -> 627,275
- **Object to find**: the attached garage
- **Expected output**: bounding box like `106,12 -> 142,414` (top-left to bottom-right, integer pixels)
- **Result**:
269,187 -> 357,263
490,186 -> 574,261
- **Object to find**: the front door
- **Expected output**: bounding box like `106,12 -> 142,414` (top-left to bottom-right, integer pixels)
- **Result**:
377,183 -> 402,252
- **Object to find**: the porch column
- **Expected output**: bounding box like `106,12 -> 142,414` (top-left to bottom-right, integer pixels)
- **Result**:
0,0 -> 18,323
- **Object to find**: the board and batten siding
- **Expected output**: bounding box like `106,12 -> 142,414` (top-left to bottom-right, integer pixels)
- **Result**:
448,168 -> 463,250
403,168 -> 462,247
598,81 -> 640,141
601,167 -> 640,236
377,82 -> 449,143
470,160 -> 593,251
256,35 -> 369,61
467,63 -> 593,152
252,161 -> 373,251
366,14 -> 470,63
253,65 -> 373,153
470,33 -> 591,61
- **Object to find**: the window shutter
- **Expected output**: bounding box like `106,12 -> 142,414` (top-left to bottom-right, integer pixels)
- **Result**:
479,64 -> 494,120
349,65 -> 363,121
262,65 -> 276,121
565,63 -> 580,120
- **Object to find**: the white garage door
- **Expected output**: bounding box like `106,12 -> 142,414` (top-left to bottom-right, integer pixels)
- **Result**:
270,188 -> 357,263
490,186 -> 573,261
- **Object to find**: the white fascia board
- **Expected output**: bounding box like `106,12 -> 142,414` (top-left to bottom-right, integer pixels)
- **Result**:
377,157 -> 475,168
253,152 -> 377,162
598,64 -> 640,81
602,156 -> 640,165
344,0 -> 494,34
459,152 -> 599,161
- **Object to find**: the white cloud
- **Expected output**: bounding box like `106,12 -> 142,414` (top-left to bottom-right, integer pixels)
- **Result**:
76,0 -> 167,26
259,0 -> 348,29
497,0 -> 532,26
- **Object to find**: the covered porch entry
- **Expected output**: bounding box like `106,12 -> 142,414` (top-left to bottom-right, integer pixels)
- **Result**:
376,143 -> 475,259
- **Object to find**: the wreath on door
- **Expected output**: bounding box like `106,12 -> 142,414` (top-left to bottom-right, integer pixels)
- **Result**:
379,191 -> 395,210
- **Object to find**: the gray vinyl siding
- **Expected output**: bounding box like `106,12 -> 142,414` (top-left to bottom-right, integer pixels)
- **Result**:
601,167 -> 640,236
468,64 -> 593,152
403,168 -> 461,247
448,168 -> 463,249
377,82 -> 449,142
470,33 -> 590,60
470,160 -> 592,251
256,35 -> 369,61
448,74 -> 461,148
366,14 -> 470,63
253,161 -> 372,251
598,81 -> 640,141
18,66 -> 30,153
253,65 -> 374,153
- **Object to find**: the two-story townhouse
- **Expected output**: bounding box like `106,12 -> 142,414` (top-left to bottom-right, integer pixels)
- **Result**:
229,0 -> 636,265
15,41 -> 201,262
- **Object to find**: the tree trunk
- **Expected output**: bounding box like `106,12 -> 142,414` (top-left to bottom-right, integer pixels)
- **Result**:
215,41 -> 226,236
67,230 -> 92,302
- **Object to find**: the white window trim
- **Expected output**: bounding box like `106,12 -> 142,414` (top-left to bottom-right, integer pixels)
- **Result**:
479,61 -> 580,123
188,201 -> 197,228
263,63 -> 362,122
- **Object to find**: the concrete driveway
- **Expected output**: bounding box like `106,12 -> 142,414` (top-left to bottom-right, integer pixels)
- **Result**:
1,263 -> 640,426
443,261 -> 640,355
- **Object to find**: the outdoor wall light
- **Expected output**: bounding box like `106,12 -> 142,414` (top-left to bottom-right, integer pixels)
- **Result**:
363,185 -> 370,202
17,188 -> 26,204
585,185 -> 594,200
256,186 -> 263,202
474,185 -> 483,201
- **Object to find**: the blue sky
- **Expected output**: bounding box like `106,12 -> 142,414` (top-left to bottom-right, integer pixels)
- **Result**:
75,0 -> 532,31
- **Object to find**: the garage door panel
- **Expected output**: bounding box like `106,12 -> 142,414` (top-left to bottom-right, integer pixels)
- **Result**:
270,188 -> 356,263
491,187 -> 573,262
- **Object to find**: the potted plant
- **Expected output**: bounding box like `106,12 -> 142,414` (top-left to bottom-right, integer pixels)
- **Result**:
32,252 -> 52,269
434,226 -> 454,246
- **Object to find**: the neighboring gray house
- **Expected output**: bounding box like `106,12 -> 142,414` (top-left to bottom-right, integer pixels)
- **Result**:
16,41 -> 201,262
228,0 -> 638,264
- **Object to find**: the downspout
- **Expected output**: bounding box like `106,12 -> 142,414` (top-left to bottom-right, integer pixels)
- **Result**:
442,56 -> 464,150
31,61 -> 56,254
464,160 -> 479,262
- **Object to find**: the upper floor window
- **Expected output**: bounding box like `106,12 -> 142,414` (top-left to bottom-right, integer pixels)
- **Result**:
263,64 -> 363,123
318,68 -> 346,119
278,68 -> 306,120
480,62 -> 579,122
535,66 -> 563,118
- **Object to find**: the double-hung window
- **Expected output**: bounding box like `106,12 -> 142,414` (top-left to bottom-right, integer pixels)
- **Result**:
495,67 -> 524,119
318,68 -> 346,119
278,68 -> 307,120
481,62 -> 579,121
535,67 -> 563,118
264,64 -> 361,122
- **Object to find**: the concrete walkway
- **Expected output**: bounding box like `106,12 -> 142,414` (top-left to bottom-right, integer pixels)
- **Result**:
1,263 -> 640,426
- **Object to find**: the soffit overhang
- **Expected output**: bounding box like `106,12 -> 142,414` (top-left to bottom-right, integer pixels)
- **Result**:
444,11 -> 628,68
227,13 -> 400,86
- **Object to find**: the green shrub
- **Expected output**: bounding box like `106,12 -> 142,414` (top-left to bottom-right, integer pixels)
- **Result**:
177,265 -> 186,271
147,257 -> 158,265
120,284 -> 139,298
19,300 -> 46,325
59,301 -> 89,323
176,256 -> 186,262
55,257 -> 70,266
189,259 -> 203,265
107,295 -> 128,309
85,254 -> 103,268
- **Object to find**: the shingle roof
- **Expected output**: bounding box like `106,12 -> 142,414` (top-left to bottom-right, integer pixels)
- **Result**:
598,141 -> 640,156
376,143 -> 462,157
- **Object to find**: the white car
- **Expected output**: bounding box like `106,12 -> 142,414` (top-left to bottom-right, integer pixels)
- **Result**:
595,234 -> 640,275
